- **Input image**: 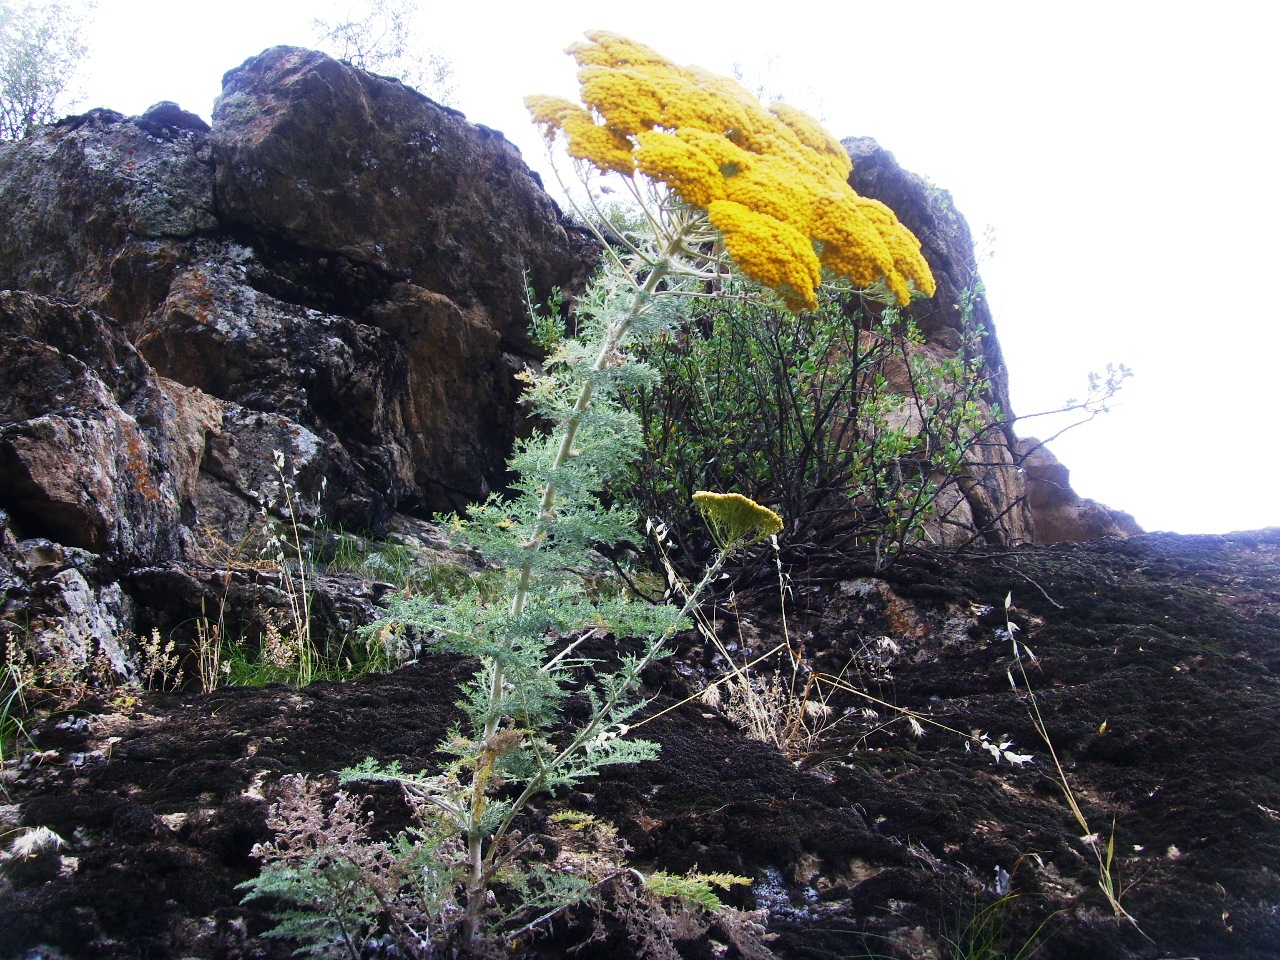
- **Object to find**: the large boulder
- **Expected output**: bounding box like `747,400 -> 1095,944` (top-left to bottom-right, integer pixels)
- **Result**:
0,49 -> 600,673
211,47 -> 593,345
206,46 -> 601,511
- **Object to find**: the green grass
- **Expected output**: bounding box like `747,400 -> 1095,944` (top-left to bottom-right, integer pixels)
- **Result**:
1,659 -> 34,767
318,531 -> 501,601
942,892 -> 1049,960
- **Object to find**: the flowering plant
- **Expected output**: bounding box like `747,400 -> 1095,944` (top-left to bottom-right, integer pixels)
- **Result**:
251,33 -> 936,956
526,30 -> 934,311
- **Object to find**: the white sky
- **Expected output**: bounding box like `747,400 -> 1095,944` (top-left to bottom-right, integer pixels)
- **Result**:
73,0 -> 1279,535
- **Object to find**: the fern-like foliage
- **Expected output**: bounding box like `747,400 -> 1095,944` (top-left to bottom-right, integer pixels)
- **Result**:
240,775 -> 464,958
644,870 -> 753,913
321,252 -> 735,952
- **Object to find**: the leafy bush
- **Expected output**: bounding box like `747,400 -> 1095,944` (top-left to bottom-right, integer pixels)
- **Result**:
620,281 -> 995,567
0,0 -> 91,140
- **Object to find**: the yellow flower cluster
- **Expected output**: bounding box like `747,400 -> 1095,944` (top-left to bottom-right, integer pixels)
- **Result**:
692,491 -> 784,550
525,31 -> 935,309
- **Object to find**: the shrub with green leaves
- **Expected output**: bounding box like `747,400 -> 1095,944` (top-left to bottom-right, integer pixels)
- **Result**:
620,281 -> 996,566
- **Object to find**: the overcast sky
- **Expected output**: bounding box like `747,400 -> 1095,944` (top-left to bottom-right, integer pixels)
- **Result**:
74,0 -> 1279,534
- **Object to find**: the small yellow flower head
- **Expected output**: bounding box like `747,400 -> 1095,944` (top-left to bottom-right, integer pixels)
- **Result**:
525,94 -> 581,130
675,128 -> 755,179
578,65 -> 665,137
853,196 -> 937,303
693,491 -> 784,551
526,31 -> 935,308
721,155 -> 815,233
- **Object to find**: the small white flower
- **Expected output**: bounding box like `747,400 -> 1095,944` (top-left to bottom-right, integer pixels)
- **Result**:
8,826 -> 66,859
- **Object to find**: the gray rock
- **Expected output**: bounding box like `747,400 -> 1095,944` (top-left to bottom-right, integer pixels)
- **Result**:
0,48 -> 599,680
0,292 -> 185,565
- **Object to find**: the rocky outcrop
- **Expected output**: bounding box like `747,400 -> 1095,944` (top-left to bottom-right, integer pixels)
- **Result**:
0,46 -> 1134,680
1018,438 -> 1142,542
844,137 -> 1117,546
2,46 -> 1255,960
0,47 -> 597,665
212,48 -> 583,340
0,48 -> 597,531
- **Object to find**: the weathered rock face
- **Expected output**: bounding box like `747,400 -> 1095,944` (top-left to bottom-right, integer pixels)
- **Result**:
1018,437 -> 1142,542
212,47 -> 584,341
0,104 -> 215,315
0,49 -> 596,532
0,48 -> 598,661
844,138 -> 1006,393
0,292 -> 186,564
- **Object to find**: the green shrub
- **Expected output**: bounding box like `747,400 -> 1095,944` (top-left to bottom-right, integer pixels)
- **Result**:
619,282 -> 995,567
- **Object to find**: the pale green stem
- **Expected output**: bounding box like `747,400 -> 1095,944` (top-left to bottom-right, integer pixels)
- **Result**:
484,544 -> 733,879
461,234 -> 686,947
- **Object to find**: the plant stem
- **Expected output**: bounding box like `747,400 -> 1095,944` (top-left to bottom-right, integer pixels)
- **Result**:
461,240 -> 683,947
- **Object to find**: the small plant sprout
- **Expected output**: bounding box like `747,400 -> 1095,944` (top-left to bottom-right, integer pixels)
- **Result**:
136,628 -> 182,691
1002,593 -> 1148,936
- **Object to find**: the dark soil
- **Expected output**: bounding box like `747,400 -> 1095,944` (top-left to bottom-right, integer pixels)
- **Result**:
3,530 -> 1279,960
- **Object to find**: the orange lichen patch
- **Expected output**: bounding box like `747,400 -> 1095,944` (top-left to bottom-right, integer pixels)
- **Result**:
124,424 -> 161,502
